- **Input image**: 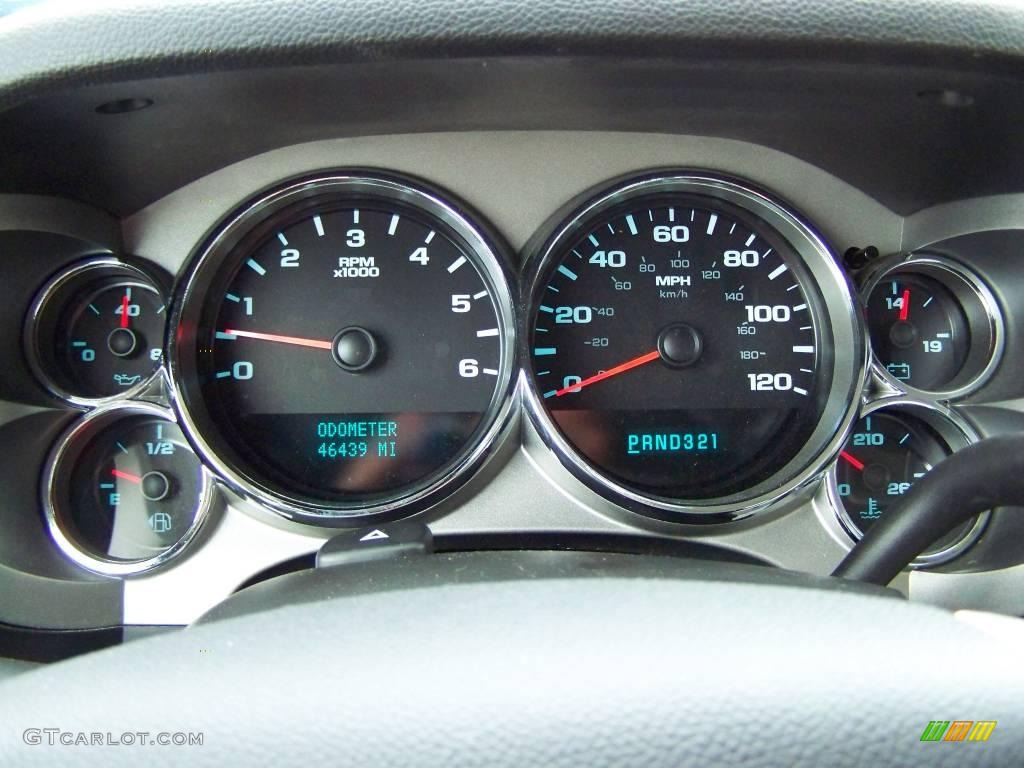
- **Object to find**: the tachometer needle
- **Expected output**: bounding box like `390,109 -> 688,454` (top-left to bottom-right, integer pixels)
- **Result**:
839,450 -> 865,471
111,468 -> 142,483
554,349 -> 661,397
223,329 -> 333,350
898,288 -> 911,321
120,293 -> 130,328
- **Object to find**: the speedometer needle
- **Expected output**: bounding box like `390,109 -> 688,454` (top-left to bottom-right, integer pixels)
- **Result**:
554,349 -> 661,397
223,329 -> 333,350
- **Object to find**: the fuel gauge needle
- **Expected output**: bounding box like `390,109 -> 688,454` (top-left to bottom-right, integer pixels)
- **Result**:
111,468 -> 142,483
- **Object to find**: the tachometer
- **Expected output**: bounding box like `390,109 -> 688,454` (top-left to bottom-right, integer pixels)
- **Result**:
169,174 -> 516,525
522,173 -> 864,522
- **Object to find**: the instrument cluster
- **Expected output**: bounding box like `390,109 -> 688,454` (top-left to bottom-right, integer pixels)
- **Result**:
23,169 -> 1006,577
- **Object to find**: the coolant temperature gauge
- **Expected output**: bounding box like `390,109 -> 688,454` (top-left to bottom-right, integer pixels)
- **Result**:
43,404 -> 214,575
831,405 -> 987,566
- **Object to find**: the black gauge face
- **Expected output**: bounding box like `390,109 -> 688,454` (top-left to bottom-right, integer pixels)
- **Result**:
835,412 -> 976,555
59,416 -> 205,563
175,180 -> 513,520
29,263 -> 167,402
865,274 -> 969,391
527,191 -> 835,502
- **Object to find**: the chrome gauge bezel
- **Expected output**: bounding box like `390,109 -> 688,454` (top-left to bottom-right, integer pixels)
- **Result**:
860,254 -> 1004,401
520,172 -> 867,525
42,402 -> 216,577
167,172 -> 519,527
825,399 -> 988,568
24,257 -> 167,408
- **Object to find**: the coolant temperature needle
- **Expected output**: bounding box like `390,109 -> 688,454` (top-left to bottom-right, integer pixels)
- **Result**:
839,450 -> 865,471
111,468 -> 142,483
554,349 -> 661,397
223,329 -> 333,350
898,288 -> 911,321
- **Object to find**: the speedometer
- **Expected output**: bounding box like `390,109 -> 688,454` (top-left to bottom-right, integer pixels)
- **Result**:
170,174 -> 516,525
522,173 -> 864,522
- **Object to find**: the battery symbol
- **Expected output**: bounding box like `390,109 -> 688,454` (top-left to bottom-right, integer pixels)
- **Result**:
886,362 -> 911,381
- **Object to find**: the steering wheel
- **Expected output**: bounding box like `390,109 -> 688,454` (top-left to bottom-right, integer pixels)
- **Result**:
2,534 -> 1024,765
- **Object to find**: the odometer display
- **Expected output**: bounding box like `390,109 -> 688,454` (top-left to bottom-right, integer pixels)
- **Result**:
171,175 -> 515,524
524,175 -> 862,518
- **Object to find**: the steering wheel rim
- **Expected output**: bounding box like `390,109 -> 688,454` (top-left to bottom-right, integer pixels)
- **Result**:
1,556 -> 1022,767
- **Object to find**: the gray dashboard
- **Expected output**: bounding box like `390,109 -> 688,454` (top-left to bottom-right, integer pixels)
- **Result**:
2,131 -> 1024,633
3,0 -> 1024,649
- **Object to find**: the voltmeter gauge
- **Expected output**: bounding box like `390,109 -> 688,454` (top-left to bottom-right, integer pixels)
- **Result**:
863,256 -> 1003,399
830,403 -> 987,567
43,404 -> 215,576
865,274 -> 968,390
25,258 -> 167,406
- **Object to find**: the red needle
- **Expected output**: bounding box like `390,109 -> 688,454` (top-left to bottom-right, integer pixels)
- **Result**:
112,468 -> 141,484
839,450 -> 865,471
898,288 -> 911,321
120,293 -> 130,328
554,350 -> 661,397
224,329 -> 333,350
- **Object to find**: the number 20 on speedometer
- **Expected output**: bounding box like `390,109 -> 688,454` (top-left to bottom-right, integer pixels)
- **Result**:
522,173 -> 864,523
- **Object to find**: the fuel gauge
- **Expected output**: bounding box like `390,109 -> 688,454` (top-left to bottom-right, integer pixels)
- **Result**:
43,404 -> 214,575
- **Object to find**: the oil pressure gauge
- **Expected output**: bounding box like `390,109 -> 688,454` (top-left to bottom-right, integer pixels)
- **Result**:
25,257 -> 167,406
